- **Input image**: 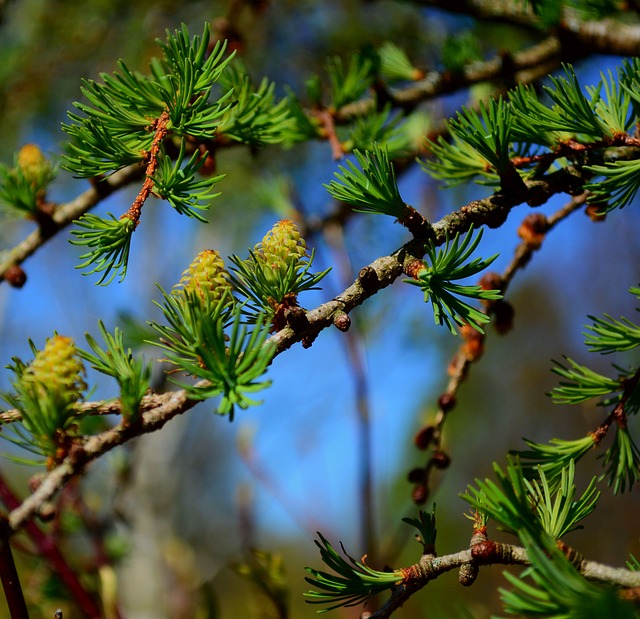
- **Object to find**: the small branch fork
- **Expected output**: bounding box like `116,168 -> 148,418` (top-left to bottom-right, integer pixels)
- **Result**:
410,192 -> 589,503
591,365 -> 640,444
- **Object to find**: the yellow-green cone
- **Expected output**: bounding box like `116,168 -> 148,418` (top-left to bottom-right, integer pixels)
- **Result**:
254,219 -> 308,280
16,144 -> 52,188
172,249 -> 231,305
20,335 -> 86,410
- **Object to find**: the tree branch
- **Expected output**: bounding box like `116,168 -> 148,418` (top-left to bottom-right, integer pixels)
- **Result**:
361,540 -> 640,619
0,164 -> 143,285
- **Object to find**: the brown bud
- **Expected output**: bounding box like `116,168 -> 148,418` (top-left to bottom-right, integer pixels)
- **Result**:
358,266 -> 379,290
458,562 -> 479,587
461,324 -> 484,361
28,473 -> 45,493
492,300 -> 514,334
37,502 -> 56,522
411,482 -> 429,505
478,271 -> 502,292
414,425 -> 435,450
5,264 -> 27,288
333,311 -> 351,332
197,147 -> 217,177
438,392 -> 456,413
404,258 -> 425,280
517,213 -> 548,248
430,450 -> 451,470
286,305 -> 309,332
585,203 -> 606,222
407,467 -> 425,483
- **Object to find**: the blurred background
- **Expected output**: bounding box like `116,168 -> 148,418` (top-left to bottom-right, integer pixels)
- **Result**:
0,1 -> 639,617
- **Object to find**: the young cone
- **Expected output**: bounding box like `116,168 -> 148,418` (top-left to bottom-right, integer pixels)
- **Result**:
19,336 -> 86,410
254,219 -> 308,282
172,249 -> 231,305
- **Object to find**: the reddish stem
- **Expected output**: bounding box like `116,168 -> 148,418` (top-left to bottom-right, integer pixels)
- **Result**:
0,473 -> 103,619
123,110 -> 172,226
315,109 -> 345,160
0,518 -> 29,619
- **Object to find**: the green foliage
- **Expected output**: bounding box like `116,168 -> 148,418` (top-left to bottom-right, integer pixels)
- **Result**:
149,288 -> 275,419
217,65 -> 295,146
513,436 -> 596,488
500,531 -> 636,619
585,158 -> 640,213
3,8 -> 640,618
463,459 -> 598,541
525,286 -> 640,494
522,461 -> 599,539
282,91 -> 323,145
152,142 -> 223,222
422,133 -> 501,187
550,357 -> 621,405
63,25 -> 233,176
441,31 -> 482,74
326,53 -> 376,110
378,42 -> 422,82
516,0 -> 563,26
404,226 -> 501,334
80,321 -> 151,422
0,145 -> 56,217
423,98 -> 518,188
304,533 -> 402,612
602,426 -> 640,494
325,144 -> 408,217
1,336 -> 86,464
344,105 -> 409,156
62,24 -> 239,284
511,65 -> 607,140
229,220 -> 330,324
70,213 -> 136,285
584,289 -> 640,353
402,506 -> 437,553
448,98 -> 515,179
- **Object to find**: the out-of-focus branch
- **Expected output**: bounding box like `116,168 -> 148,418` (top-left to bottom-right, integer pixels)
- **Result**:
8,388 -> 196,531
337,36 -> 561,121
0,473 -> 104,618
404,0 -> 640,57
0,164 -> 143,284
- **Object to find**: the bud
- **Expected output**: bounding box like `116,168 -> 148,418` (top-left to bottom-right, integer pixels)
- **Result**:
407,467 -> 426,483
20,336 -> 86,406
438,392 -> 456,413
478,271 -> 502,293
5,264 -> 27,288
492,299 -> 514,334
430,450 -> 451,470
255,219 -> 308,280
17,144 -> 52,188
333,311 -> 351,332
585,203 -> 606,222
411,481 -> 429,505
517,213 -> 548,248
460,324 -> 485,361
173,249 -> 230,305
414,425 -> 435,450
